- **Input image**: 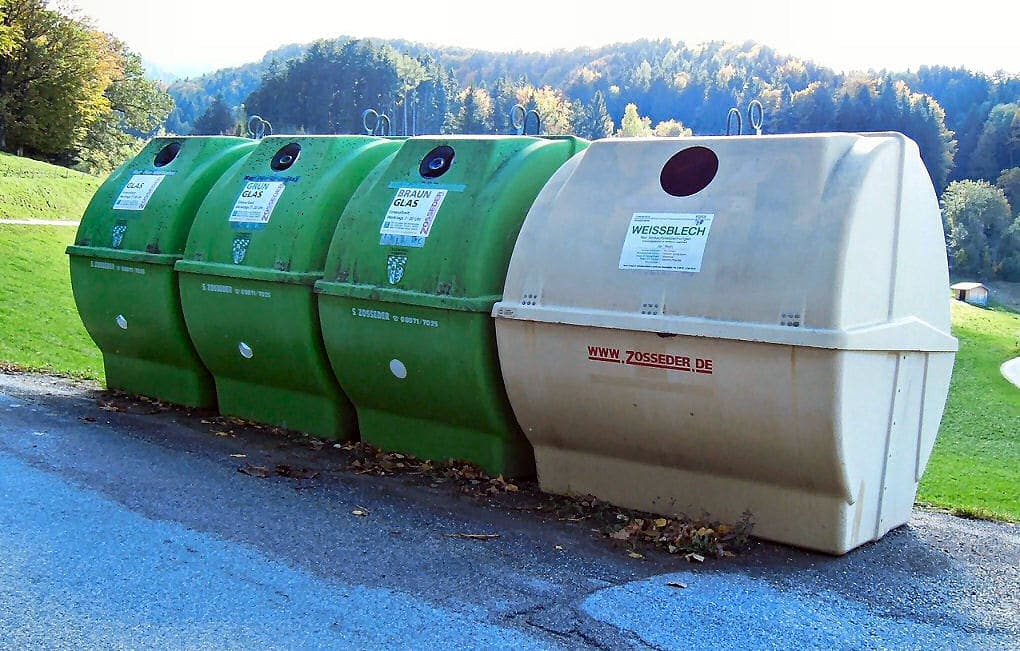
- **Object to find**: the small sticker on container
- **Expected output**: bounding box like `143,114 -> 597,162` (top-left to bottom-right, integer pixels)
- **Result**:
229,181 -> 286,226
113,174 -> 166,211
379,187 -> 447,248
619,213 -> 714,272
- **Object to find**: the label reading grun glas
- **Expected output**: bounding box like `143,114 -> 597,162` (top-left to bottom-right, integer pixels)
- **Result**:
618,212 -> 714,272
379,187 -> 448,247
228,181 -> 287,226
113,174 -> 166,211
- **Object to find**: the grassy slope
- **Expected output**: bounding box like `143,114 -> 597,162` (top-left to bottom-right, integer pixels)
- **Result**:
0,152 -> 102,221
917,300 -> 1020,520
0,225 -> 103,379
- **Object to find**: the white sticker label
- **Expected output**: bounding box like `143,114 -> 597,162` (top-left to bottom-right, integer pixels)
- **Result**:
619,213 -> 714,272
113,174 -> 166,211
228,181 -> 287,225
379,187 -> 447,246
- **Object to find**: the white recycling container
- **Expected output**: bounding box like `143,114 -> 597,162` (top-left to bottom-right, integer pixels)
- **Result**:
492,133 -> 957,554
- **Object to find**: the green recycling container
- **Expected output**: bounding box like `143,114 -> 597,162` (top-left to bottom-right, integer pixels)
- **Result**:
67,136 -> 256,406
314,135 -> 587,476
175,135 -> 401,438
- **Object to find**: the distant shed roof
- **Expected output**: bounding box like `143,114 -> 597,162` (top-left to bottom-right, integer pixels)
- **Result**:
950,282 -> 986,291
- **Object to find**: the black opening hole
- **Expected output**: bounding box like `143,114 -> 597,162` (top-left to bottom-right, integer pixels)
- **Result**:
419,145 -> 455,179
659,146 -> 719,197
153,141 -> 181,167
271,143 -> 301,171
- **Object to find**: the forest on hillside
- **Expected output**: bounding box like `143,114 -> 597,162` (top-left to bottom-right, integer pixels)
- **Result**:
171,36 -> 1020,280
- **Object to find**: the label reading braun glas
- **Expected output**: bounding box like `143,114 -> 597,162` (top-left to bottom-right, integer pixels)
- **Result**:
619,212 -> 714,272
379,187 -> 448,247
113,174 -> 166,211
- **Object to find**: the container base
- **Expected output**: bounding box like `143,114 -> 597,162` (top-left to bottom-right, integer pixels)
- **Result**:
534,446 -> 905,555
104,355 -> 215,408
357,409 -> 535,478
213,377 -> 357,440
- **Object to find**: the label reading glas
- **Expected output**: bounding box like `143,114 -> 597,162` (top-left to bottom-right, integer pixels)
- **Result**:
229,181 -> 286,226
113,174 -> 166,211
619,213 -> 714,272
379,187 -> 447,247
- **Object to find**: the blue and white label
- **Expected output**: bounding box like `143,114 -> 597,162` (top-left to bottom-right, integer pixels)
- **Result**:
229,181 -> 286,226
619,213 -> 714,273
113,174 -> 166,211
379,187 -> 447,248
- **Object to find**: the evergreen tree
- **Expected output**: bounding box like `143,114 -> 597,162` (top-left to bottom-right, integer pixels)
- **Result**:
191,96 -> 233,135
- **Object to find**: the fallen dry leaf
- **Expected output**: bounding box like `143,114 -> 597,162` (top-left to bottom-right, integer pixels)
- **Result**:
685,553 -> 706,563
274,465 -> 318,479
351,509 -> 368,517
238,464 -> 272,478
229,454 -> 247,458
627,551 -> 644,560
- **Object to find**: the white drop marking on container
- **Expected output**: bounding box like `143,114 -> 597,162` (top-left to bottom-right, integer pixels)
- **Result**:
389,359 -> 407,379
115,314 -> 128,330
238,342 -> 254,359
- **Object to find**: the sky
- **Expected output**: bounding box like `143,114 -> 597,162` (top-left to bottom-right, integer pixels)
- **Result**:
66,0 -> 1019,78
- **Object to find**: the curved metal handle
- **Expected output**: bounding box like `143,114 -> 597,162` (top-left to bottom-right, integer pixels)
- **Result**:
523,109 -> 542,135
747,100 -> 764,135
246,115 -> 272,140
725,107 -> 742,136
510,104 -> 527,135
362,109 -> 380,135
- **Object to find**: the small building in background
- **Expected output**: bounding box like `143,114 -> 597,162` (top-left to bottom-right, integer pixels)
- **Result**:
950,281 -> 989,306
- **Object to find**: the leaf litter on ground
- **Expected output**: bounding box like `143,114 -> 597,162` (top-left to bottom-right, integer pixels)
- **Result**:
92,390 -> 754,561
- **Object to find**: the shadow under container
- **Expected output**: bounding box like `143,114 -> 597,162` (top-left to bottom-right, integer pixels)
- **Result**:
314,135 -> 587,476
493,133 -> 958,554
67,136 -> 255,406
175,135 -> 400,438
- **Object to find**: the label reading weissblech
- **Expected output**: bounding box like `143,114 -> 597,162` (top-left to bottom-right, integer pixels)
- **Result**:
379,187 -> 448,247
618,212 -> 714,272
113,174 -> 166,211
228,181 -> 287,225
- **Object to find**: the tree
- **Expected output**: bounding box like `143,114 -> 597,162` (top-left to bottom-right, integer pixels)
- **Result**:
997,167 -> 1020,216
941,180 -> 1014,278
617,103 -> 652,137
652,119 -> 692,137
970,103 -> 1020,180
76,33 -> 173,172
455,85 -> 493,134
191,96 -> 233,135
573,90 -> 614,139
0,0 -> 109,154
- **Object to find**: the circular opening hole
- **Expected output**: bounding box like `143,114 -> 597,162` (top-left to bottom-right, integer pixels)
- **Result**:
659,146 -> 719,197
419,145 -> 455,179
153,142 -> 181,167
271,143 -> 301,171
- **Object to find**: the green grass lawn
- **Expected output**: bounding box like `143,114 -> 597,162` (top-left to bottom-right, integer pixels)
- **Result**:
917,300 -> 1020,521
0,224 -> 103,379
0,151 -> 102,221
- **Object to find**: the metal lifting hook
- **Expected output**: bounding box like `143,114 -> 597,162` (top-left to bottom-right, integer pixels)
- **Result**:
362,109 -> 392,136
510,104 -> 542,135
725,101 -> 765,136
725,107 -> 742,136
246,115 -> 273,140
747,100 -> 764,136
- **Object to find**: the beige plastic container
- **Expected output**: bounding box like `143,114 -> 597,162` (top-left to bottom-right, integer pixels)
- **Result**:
492,133 -> 957,554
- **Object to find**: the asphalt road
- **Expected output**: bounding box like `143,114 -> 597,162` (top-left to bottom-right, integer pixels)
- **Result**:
0,372 -> 1017,650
